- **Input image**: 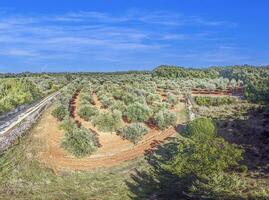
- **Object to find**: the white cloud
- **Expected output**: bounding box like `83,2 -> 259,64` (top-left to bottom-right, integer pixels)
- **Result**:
0,10 -> 240,70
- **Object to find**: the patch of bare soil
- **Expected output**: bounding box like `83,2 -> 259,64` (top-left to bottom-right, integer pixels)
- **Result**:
36,91 -> 185,171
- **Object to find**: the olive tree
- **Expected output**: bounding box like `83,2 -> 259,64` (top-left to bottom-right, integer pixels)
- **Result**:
154,110 -> 177,130
125,102 -> 152,122
118,123 -> 148,144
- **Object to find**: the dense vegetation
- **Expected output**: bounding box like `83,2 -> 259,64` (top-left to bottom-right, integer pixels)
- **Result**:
118,123 -> 148,144
194,96 -> 236,106
0,75 -> 67,115
61,126 -> 98,158
0,66 -> 268,199
154,65 -> 269,103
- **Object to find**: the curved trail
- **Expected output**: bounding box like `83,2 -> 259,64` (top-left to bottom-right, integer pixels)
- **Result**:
38,91 -> 185,171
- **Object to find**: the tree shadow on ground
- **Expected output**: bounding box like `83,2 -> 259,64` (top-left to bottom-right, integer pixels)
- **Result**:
126,140 -> 196,200
216,105 -> 269,178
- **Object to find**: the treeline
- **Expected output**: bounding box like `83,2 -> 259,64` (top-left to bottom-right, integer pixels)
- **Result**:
195,96 -> 236,106
0,76 -> 68,115
153,65 -> 269,103
220,65 -> 269,103
0,79 -> 42,114
153,65 -> 220,79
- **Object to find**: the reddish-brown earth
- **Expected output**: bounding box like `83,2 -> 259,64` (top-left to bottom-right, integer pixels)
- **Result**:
37,91 -> 186,171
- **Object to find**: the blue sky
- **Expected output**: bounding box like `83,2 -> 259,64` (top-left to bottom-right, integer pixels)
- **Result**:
0,0 -> 268,72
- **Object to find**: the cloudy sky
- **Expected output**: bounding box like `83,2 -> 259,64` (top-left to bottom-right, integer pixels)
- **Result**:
0,0 -> 268,72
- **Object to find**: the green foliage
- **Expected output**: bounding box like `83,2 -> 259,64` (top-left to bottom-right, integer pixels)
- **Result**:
146,93 -> 161,105
80,93 -> 95,105
154,110 -> 177,130
0,78 -> 42,114
195,96 -> 236,106
51,105 -> 69,121
220,65 -> 269,103
184,117 -> 216,139
125,102 -> 152,122
166,136 -> 242,177
60,117 -> 77,133
93,110 -> 123,132
99,95 -> 114,108
118,123 -> 148,144
78,105 -> 98,121
167,92 -> 178,107
109,100 -> 126,112
153,65 -> 219,79
163,117 -> 244,199
61,127 -> 98,157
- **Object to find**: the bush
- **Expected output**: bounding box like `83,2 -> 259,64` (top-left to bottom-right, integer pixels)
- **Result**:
80,93 -> 95,105
51,105 -> 68,121
167,93 -> 178,107
155,110 -> 177,130
146,93 -> 161,105
61,127 -> 98,157
118,123 -> 148,144
109,100 -> 126,112
99,95 -> 114,108
78,105 -> 98,121
195,96 -> 236,106
184,117 -> 216,139
122,93 -> 137,105
125,102 -> 152,122
60,117 -> 77,133
93,110 -> 123,132
166,137 -> 243,177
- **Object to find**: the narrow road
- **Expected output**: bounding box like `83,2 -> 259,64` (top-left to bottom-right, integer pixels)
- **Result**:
0,91 -> 60,136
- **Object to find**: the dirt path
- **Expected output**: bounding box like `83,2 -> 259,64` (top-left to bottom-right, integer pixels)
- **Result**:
37,92 -> 186,171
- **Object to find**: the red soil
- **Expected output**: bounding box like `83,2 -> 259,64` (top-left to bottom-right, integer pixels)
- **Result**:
37,90 -> 185,171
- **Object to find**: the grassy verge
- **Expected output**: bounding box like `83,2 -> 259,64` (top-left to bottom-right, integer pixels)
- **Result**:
0,113 -> 149,200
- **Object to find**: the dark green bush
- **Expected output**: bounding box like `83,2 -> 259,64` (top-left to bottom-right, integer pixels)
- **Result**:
184,117 -> 216,139
195,96 -> 236,106
118,123 -> 148,144
51,105 -> 69,121
93,110 -> 123,132
78,105 -> 98,121
61,127 -> 98,158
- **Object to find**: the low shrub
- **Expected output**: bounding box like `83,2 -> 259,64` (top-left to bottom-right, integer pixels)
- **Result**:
125,102 -> 152,122
61,127 -> 98,157
184,117 -> 216,139
195,96 -> 236,106
118,123 -> 148,144
80,93 -> 95,105
78,105 -> 98,121
109,100 -> 126,112
146,93 -> 161,105
51,105 -> 68,121
167,93 -> 178,107
93,110 -> 123,132
154,110 -> 177,130
60,117 -> 77,133
99,95 -> 114,108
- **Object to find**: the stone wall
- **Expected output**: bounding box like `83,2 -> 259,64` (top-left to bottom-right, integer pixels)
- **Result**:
0,99 -> 53,153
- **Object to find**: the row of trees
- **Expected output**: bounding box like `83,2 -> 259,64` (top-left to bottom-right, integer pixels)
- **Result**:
52,80 -> 99,158
0,76 -> 68,115
194,96 -> 236,106
153,65 -> 269,103
75,77 -> 180,143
